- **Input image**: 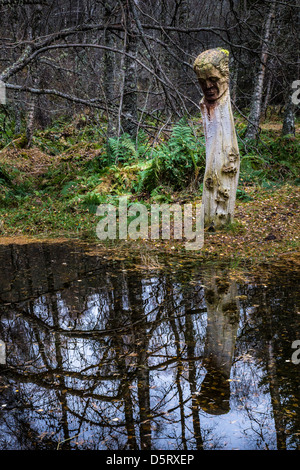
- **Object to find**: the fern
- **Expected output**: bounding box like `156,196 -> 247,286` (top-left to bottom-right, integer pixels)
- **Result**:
107,133 -> 142,164
61,181 -> 78,196
138,121 -> 205,192
137,156 -> 161,193
0,165 -> 12,186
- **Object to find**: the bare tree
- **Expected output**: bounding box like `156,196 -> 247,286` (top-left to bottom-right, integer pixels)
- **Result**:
245,0 -> 277,140
0,0 -> 298,147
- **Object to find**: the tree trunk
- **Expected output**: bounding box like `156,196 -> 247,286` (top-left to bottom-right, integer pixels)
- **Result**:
121,1 -> 138,137
245,0 -> 277,140
194,49 -> 240,228
282,83 -> 296,136
103,0 -> 118,138
200,90 -> 240,228
230,59 -> 239,106
14,98 -> 22,135
26,77 -> 38,148
261,73 -> 273,120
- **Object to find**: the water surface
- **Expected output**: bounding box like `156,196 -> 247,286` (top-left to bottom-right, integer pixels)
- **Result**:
0,241 -> 299,450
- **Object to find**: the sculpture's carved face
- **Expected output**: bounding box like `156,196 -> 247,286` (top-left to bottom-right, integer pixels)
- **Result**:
196,64 -> 228,102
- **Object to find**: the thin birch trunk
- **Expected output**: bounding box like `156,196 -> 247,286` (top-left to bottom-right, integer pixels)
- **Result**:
103,0 -> 118,139
261,73 -> 273,119
121,1 -> 138,137
282,82 -> 296,136
245,0 -> 277,140
26,77 -> 38,148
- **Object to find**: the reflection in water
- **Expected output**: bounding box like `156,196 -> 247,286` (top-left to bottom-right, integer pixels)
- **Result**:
198,270 -> 239,416
0,242 -> 299,450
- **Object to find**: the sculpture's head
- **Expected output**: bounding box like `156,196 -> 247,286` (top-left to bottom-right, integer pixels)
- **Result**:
193,48 -> 229,102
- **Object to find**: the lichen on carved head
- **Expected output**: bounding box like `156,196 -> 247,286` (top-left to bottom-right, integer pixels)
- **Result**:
193,48 -> 230,102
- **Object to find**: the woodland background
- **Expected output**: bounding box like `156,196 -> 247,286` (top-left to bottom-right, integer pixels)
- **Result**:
0,0 -> 299,247
0,0 -> 299,143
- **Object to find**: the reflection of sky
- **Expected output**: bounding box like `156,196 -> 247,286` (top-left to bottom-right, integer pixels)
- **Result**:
145,354 -> 276,450
0,270 -> 298,451
199,361 -> 276,450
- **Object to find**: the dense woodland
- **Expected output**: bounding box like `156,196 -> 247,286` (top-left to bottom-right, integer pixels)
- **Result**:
0,0 -> 299,245
0,0 -> 299,140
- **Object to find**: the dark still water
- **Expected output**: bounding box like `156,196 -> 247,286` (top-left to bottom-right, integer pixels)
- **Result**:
0,241 -> 299,450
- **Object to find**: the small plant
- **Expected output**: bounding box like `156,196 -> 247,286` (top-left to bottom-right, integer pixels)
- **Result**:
69,191 -> 108,214
223,220 -> 246,235
239,131 -> 300,185
137,120 -> 205,193
105,131 -> 149,166
150,186 -> 173,203
0,164 -> 12,186
236,188 -> 253,201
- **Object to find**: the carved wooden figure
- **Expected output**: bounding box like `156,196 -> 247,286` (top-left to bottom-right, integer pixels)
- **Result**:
194,48 -> 240,228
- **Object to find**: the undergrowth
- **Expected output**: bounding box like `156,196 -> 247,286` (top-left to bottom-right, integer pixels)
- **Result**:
0,113 -> 299,239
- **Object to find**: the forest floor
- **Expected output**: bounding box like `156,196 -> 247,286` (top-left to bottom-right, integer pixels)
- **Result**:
0,118 -> 299,270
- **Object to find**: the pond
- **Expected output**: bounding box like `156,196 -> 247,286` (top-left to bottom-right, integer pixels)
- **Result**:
0,241 -> 299,451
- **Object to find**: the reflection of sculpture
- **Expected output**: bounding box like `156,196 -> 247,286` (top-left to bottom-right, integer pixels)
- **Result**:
193,48 -> 240,228
197,270 -> 239,415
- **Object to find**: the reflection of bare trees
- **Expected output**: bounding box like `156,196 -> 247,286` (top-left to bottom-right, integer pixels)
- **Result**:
0,243 -> 299,450
235,269 -> 300,451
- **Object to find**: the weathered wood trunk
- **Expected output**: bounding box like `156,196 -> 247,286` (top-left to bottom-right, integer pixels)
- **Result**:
200,90 -> 240,228
194,48 -> 240,228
